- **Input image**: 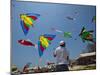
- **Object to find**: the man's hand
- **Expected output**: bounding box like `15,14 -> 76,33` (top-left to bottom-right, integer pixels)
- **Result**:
54,54 -> 56,57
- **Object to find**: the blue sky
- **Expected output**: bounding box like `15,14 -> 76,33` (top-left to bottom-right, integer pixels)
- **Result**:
11,0 -> 96,69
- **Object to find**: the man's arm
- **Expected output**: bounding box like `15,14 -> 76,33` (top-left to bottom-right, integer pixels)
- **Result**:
53,51 -> 56,57
53,49 -> 57,57
64,49 -> 70,64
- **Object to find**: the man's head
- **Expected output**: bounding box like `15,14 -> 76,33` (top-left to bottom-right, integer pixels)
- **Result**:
59,41 -> 66,47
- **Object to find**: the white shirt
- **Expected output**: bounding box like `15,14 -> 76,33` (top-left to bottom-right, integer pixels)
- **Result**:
54,46 -> 69,65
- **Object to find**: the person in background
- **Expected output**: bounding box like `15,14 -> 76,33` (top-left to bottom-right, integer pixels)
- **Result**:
54,41 -> 69,71
23,63 -> 30,74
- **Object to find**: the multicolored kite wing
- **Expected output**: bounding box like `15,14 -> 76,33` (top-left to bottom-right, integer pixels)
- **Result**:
20,13 -> 40,35
38,34 -> 56,58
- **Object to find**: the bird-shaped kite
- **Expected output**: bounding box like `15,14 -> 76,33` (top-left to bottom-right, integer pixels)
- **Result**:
79,26 -> 94,43
38,34 -> 56,58
18,39 -> 37,48
20,13 -> 40,35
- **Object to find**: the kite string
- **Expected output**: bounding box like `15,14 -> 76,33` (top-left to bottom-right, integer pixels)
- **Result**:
34,44 -> 38,49
38,58 -> 42,67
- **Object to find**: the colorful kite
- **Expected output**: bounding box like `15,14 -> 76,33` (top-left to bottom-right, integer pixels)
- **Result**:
92,16 -> 96,23
20,13 -> 40,35
64,32 -> 72,38
38,34 -> 56,58
79,26 -> 94,43
51,28 -> 72,38
18,39 -> 37,48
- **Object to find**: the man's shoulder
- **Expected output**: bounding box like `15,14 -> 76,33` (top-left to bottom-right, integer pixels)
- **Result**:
56,46 -> 61,50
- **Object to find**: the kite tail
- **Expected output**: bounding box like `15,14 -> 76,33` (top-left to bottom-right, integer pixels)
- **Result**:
39,58 -> 42,62
38,58 -> 42,67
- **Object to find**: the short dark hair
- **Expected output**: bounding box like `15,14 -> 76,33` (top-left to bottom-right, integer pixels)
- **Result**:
60,42 -> 66,47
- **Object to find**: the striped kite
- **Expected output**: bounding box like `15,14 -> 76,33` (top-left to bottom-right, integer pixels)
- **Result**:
20,13 -> 40,35
38,34 -> 56,58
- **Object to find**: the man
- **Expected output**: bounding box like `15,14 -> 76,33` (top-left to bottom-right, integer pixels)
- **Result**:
54,41 -> 69,71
